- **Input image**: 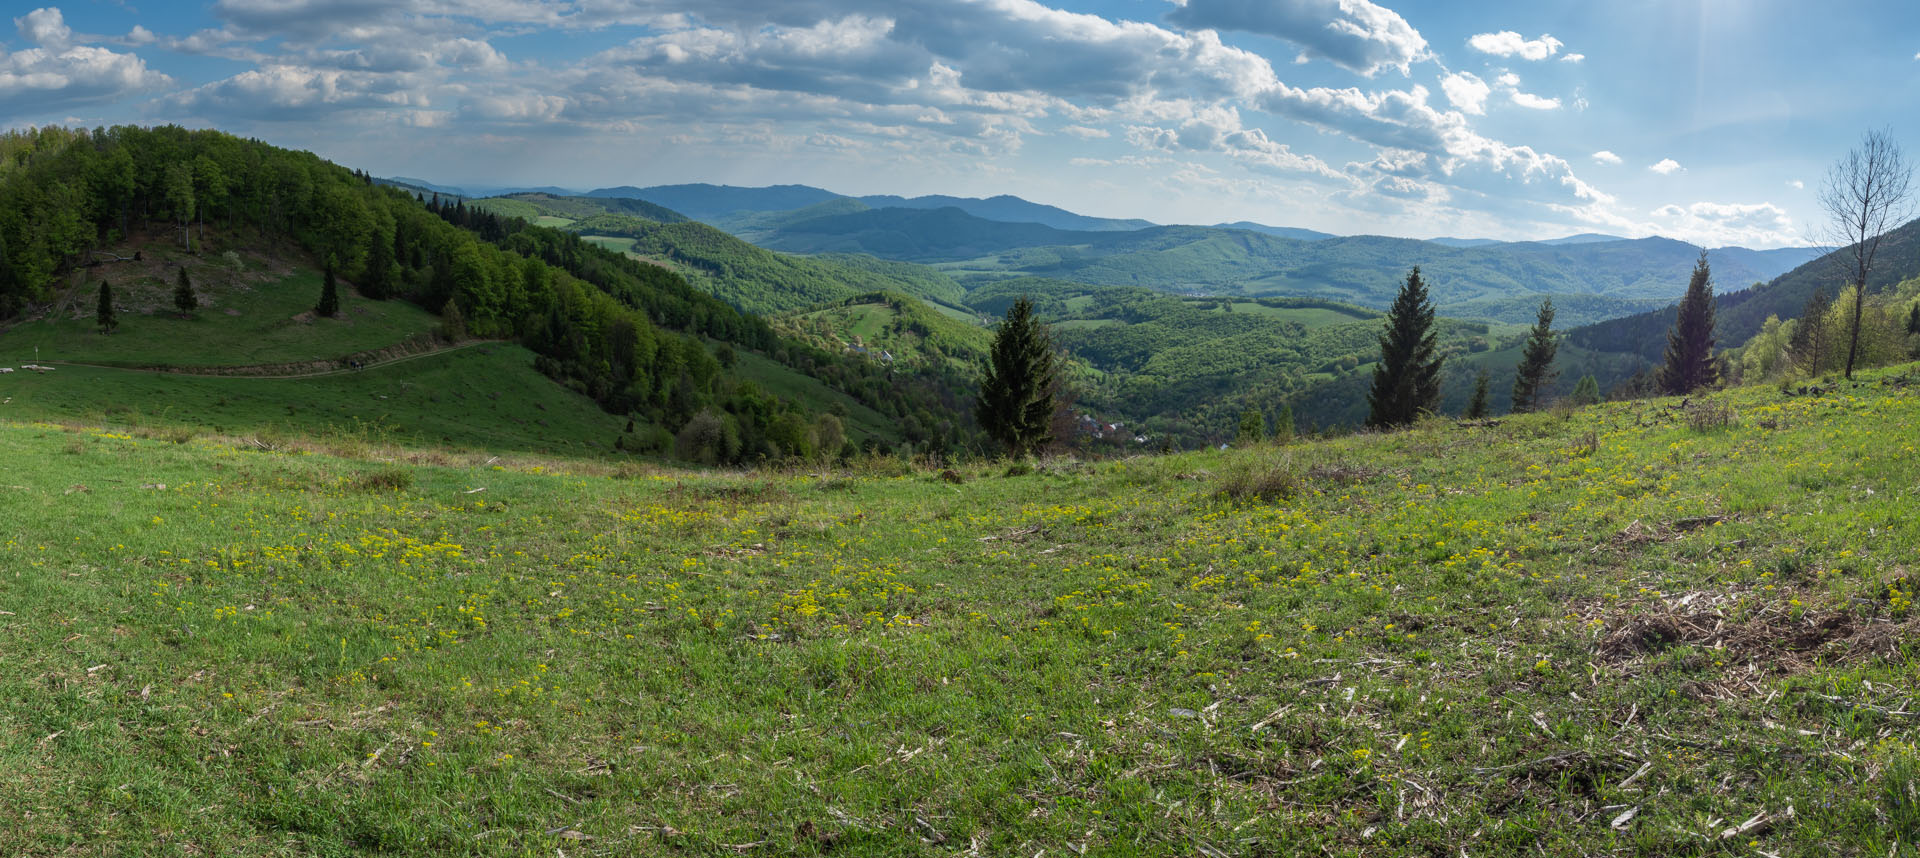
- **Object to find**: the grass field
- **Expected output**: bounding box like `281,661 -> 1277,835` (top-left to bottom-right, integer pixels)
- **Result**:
3,365 -> 1919,855
0,345 -> 627,456
4,262 -> 440,369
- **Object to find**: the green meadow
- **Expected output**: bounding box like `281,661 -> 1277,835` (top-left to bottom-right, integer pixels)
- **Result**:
3,364 -> 1918,855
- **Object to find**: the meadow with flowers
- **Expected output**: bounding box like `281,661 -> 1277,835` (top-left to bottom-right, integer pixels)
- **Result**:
2,364 -> 1919,856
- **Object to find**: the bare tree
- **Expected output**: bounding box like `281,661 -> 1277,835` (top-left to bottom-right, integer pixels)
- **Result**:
1818,129 -> 1915,378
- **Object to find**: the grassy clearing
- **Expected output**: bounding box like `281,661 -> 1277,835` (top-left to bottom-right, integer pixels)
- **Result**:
0,345 -> 626,456
3,366 -> 1920,856
4,261 -> 439,369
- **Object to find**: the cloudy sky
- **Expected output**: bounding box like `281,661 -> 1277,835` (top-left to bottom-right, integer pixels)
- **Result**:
6,0 -> 1919,246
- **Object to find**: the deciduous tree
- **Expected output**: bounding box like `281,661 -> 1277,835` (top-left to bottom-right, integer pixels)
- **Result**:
1819,128 -> 1915,379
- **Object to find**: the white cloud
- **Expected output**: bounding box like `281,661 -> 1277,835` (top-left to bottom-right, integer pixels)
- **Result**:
1060,124 -> 1109,138
1509,91 -> 1559,110
1126,105 -> 1344,179
0,43 -> 172,114
1166,0 -> 1428,77
1467,31 -> 1562,61
16,7 -> 72,48
1495,71 -> 1519,87
1648,158 -> 1682,175
1787,179 -> 1804,189
1559,52 -> 1584,63
1591,150 -> 1621,165
1440,71 -> 1488,115
1651,201 -> 1796,247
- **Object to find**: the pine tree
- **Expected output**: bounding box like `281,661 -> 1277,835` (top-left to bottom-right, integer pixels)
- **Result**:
1907,303 -> 1920,336
96,280 -> 117,334
1465,369 -> 1491,418
1273,403 -> 1295,443
976,297 -> 1058,459
1571,374 -> 1601,405
1366,267 -> 1444,429
1658,251 -> 1719,395
173,267 -> 198,316
1510,299 -> 1558,413
1789,287 -> 1833,375
316,258 -> 340,317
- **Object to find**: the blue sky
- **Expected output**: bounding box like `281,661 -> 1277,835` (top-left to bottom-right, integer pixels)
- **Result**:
5,0 -> 1918,247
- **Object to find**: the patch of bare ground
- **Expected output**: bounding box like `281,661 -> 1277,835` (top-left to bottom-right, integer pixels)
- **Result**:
1588,593 -> 1917,676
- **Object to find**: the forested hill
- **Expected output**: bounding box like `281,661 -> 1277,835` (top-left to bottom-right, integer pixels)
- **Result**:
0,126 -> 979,463
1567,217 -> 1920,362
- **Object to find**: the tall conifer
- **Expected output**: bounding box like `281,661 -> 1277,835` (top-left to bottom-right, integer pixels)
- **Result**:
317,257 -> 340,317
96,280 -> 117,334
174,267 -> 198,316
1659,252 -> 1718,395
977,297 -> 1058,458
1510,299 -> 1558,413
1465,369 -> 1491,418
1366,267 -> 1443,429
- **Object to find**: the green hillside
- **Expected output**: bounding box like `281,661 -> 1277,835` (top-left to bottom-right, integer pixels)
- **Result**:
466,195 -> 969,314
0,127 -> 981,464
6,365 -> 1919,855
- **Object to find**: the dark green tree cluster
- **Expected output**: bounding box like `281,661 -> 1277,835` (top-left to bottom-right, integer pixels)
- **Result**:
1366,267 -> 1444,429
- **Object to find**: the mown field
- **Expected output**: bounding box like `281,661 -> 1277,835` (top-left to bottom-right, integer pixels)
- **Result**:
2,366 -> 1919,856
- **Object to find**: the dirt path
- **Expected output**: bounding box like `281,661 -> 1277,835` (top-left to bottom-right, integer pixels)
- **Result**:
41,339 -> 495,380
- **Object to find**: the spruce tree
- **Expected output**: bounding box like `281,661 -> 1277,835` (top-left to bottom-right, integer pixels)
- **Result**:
1789,287 -> 1832,375
1465,369 -> 1491,418
96,280 -> 117,334
1273,403 -> 1296,443
1907,303 -> 1920,336
174,267 -> 198,316
976,297 -> 1058,459
1510,298 -> 1558,413
1366,267 -> 1443,429
1658,251 -> 1718,395
317,258 -> 340,317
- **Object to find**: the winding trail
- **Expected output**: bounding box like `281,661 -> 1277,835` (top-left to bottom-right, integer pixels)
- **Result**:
40,339 -> 495,380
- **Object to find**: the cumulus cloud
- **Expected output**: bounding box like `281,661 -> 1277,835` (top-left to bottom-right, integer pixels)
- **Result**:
1591,150 -> 1621,165
159,64 -> 428,120
1559,52 -> 1584,63
1648,158 -> 1682,175
1509,91 -> 1559,110
1126,105 -> 1344,179
1787,179 -> 1804,189
16,7 -> 72,48
1651,201 -> 1795,247
0,42 -> 172,114
1440,71 -> 1488,115
1060,124 -> 1109,138
1165,0 -> 1427,77
1468,31 -> 1563,61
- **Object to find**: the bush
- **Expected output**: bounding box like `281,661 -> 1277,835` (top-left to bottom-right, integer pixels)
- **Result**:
1217,460 -> 1299,502
350,469 -> 414,492
1684,400 -> 1737,432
